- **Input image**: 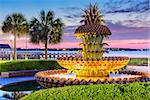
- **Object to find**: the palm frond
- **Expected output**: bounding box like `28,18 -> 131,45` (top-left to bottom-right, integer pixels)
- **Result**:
40,10 -> 46,25
29,10 -> 63,46
46,11 -> 54,25
2,13 -> 28,34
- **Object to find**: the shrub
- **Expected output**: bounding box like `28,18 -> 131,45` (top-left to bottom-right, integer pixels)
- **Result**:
22,82 -> 150,100
0,60 -> 62,72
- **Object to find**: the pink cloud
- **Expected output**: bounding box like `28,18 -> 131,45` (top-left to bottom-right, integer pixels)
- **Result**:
0,39 -> 149,49
105,40 -> 150,49
110,26 -> 148,34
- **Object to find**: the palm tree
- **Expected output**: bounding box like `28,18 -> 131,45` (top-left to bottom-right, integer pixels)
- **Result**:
1,13 -> 29,60
29,10 -> 63,59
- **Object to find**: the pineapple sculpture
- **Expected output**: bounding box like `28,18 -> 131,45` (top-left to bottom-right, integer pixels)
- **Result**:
57,3 -> 129,77
75,3 -> 111,59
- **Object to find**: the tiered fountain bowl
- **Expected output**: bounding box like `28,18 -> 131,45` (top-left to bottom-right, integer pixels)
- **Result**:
57,56 -> 129,77
35,24 -> 150,88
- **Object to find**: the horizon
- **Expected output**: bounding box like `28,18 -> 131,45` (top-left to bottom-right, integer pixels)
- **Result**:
0,0 -> 149,49
1,43 -> 150,50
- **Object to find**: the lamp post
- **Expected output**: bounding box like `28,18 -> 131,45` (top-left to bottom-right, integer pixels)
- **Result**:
25,34 -> 28,60
148,58 -> 150,67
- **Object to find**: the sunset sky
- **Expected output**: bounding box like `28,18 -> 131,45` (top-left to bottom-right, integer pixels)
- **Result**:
0,0 -> 149,49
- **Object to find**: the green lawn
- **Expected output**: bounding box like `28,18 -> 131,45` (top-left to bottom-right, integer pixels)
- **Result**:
0,60 -> 62,72
128,58 -> 148,66
22,82 -> 150,100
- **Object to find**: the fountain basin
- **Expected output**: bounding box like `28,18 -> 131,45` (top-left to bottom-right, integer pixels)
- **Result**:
35,69 -> 150,88
57,57 -> 129,77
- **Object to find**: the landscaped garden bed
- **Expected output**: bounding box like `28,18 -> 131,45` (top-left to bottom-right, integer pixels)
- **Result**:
0,60 -> 62,72
22,82 -> 150,100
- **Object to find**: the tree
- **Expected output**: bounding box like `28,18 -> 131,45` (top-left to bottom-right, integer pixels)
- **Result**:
1,13 -> 28,60
29,10 -> 63,59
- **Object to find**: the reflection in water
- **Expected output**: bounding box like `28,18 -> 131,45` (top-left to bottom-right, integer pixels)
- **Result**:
0,77 -> 34,100
2,91 -> 28,100
50,71 -> 142,82
0,77 -> 34,85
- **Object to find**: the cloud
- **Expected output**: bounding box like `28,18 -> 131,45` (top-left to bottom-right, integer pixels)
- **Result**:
105,12 -> 150,28
104,0 -> 149,13
103,0 -> 150,28
119,20 -> 150,28
60,7 -> 80,11
64,15 -> 73,19
62,25 -> 81,42
128,42 -> 150,44
105,39 -> 150,49
60,6 -> 81,19
64,14 -> 81,19
1,38 -> 150,49
0,0 -> 149,49
60,0 -> 149,28
59,6 -> 82,25
64,25 -> 78,33
105,21 -> 149,40
62,20 -> 149,44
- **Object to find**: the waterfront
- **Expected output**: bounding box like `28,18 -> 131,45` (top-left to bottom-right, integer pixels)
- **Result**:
0,50 -> 149,58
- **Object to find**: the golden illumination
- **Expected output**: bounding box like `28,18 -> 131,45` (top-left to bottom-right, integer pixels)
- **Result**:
57,57 -> 129,77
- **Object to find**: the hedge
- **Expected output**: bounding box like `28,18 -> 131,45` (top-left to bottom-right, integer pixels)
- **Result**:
0,60 -> 62,72
22,82 -> 150,100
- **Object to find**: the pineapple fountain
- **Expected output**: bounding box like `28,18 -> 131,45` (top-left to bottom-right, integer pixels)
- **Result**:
57,24 -> 129,77
35,4 -> 149,88
57,3 -> 129,77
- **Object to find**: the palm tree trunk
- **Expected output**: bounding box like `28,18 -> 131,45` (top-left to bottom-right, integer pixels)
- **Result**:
45,41 -> 48,59
14,32 -> 17,60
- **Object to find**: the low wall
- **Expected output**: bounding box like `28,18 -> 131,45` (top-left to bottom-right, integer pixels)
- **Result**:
0,70 -> 43,78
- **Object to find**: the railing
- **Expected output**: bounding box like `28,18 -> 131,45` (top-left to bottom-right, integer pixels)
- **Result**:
0,53 -> 77,60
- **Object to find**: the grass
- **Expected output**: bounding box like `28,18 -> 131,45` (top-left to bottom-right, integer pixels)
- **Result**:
0,60 -> 62,72
21,82 -> 150,100
128,58 -> 148,66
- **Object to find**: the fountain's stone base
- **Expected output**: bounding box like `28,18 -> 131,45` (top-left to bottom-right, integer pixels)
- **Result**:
35,69 -> 150,88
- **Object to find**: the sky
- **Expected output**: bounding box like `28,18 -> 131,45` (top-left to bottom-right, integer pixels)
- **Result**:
0,0 -> 149,49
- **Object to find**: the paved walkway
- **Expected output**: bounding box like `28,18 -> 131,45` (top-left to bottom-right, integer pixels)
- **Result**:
127,66 -> 150,73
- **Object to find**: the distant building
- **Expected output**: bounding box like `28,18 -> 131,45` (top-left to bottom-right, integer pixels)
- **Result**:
0,44 -> 11,54
0,44 -> 11,49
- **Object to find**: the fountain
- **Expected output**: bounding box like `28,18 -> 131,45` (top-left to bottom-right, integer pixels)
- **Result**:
35,4 -> 150,88
57,25 -> 129,77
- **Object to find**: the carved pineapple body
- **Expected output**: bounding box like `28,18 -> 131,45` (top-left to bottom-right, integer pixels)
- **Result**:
75,4 -> 111,59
